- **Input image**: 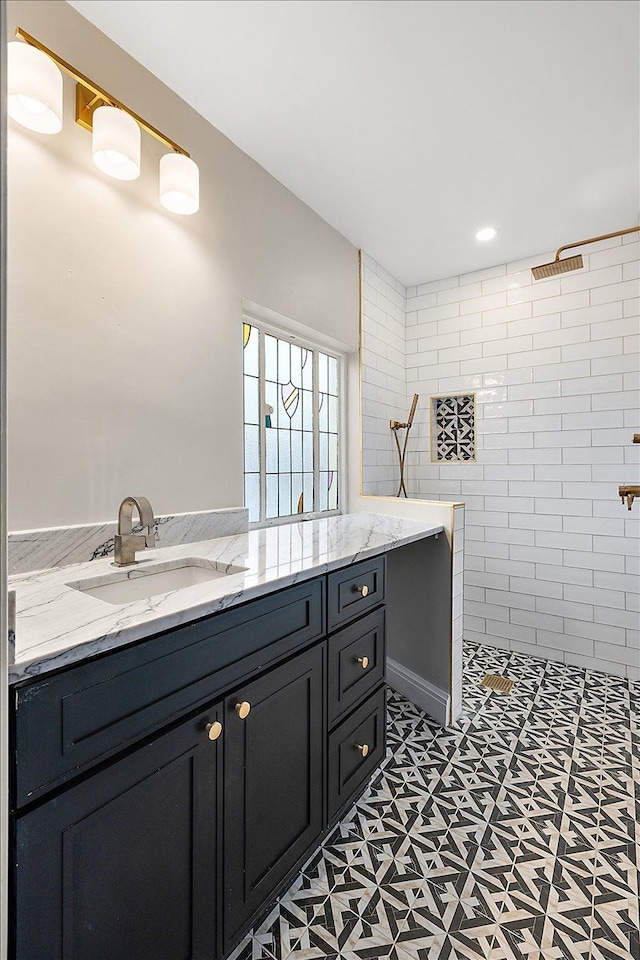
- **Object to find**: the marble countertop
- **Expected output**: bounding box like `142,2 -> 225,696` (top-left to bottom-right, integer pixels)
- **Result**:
9,512 -> 443,684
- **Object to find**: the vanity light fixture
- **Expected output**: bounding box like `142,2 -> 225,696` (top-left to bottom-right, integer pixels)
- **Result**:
475,226 -> 497,242
8,28 -> 200,215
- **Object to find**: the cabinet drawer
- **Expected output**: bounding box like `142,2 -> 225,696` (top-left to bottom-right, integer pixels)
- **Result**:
328,686 -> 386,821
327,556 -> 385,631
328,609 -> 385,728
14,578 -> 324,808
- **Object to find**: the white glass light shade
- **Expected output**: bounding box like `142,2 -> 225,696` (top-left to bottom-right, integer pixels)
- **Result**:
159,153 -> 199,215
7,41 -> 63,134
92,106 -> 141,181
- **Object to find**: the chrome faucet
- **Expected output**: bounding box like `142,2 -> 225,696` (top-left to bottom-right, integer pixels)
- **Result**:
113,496 -> 156,566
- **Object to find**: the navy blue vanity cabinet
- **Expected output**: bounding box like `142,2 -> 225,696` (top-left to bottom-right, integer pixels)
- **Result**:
10,558 -> 388,960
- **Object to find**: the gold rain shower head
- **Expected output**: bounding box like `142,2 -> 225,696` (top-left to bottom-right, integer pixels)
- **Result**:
531,255 -> 583,280
531,225 -> 640,281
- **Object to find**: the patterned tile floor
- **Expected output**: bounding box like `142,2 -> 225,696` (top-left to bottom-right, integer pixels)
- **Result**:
231,641 -> 639,960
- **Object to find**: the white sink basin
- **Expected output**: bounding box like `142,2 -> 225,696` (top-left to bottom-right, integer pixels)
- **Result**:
68,557 -> 248,605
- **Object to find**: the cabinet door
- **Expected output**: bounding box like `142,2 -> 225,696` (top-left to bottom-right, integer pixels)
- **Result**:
14,704 -> 223,960
223,644 -> 325,950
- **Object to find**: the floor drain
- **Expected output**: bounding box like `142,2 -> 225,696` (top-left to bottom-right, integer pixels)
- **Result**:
481,673 -> 514,694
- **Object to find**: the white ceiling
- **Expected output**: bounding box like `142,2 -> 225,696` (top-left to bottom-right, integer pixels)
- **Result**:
68,0 -> 639,285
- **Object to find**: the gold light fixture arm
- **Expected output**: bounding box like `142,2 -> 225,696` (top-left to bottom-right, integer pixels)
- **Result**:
15,27 -> 189,157
554,225 -> 640,263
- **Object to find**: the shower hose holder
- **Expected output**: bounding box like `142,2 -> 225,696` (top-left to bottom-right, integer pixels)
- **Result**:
390,394 -> 419,498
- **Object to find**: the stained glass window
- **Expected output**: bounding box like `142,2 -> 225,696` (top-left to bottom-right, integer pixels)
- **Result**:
243,322 -> 341,523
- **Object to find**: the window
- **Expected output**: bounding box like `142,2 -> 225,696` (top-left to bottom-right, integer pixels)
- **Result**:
243,321 -> 341,524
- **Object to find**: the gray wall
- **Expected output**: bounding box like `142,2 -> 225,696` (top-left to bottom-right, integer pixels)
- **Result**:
6,0 -> 359,530
386,536 -> 452,693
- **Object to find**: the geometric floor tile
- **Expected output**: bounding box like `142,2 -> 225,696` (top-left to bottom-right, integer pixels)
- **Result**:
238,640 -> 640,960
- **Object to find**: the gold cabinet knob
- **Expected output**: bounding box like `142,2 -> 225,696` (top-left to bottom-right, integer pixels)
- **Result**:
357,656 -> 369,669
235,701 -> 251,720
355,584 -> 369,598
206,721 -> 223,742
356,743 -> 369,758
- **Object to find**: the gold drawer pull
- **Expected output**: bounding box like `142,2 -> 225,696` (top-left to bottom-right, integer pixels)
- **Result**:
355,584 -> 369,598
206,721 -> 223,742
235,701 -> 251,720
356,743 -> 369,758
357,656 -> 369,669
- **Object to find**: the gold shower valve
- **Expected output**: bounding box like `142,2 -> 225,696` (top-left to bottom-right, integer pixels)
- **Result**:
619,485 -> 640,511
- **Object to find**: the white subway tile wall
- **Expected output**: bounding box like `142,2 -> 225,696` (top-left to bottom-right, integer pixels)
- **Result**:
361,253 -> 408,497
361,242 -> 640,679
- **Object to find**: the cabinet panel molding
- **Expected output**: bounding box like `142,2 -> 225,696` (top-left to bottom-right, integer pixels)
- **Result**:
223,644 -> 325,950
15,705 -> 222,960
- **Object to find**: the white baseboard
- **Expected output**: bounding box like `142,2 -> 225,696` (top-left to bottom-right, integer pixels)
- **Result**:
386,657 -> 450,727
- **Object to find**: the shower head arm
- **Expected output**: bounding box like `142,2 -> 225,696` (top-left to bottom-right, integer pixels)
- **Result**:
554,225 -> 640,263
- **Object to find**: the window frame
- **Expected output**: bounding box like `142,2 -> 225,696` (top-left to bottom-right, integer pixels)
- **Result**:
242,315 -> 344,528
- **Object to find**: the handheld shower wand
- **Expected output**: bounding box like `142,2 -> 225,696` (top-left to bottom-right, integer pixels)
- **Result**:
390,394 -> 419,497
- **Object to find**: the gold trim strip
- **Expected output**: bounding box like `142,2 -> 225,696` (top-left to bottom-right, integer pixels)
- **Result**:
15,28 -> 189,156
449,503 -> 454,725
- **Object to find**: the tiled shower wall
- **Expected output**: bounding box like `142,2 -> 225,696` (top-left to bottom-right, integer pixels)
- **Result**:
361,257 -> 407,497
361,239 -> 640,679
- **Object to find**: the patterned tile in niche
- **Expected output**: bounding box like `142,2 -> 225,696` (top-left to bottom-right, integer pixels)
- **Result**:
430,394 -> 476,462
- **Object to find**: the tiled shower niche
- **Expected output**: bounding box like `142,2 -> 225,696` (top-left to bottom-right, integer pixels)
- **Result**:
430,393 -> 476,463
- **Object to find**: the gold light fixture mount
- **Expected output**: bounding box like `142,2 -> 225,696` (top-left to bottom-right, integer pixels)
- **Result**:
15,27 -> 189,156
75,84 -> 110,133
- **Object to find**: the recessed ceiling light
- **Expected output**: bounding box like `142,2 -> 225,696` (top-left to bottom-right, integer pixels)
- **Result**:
476,226 -> 497,242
